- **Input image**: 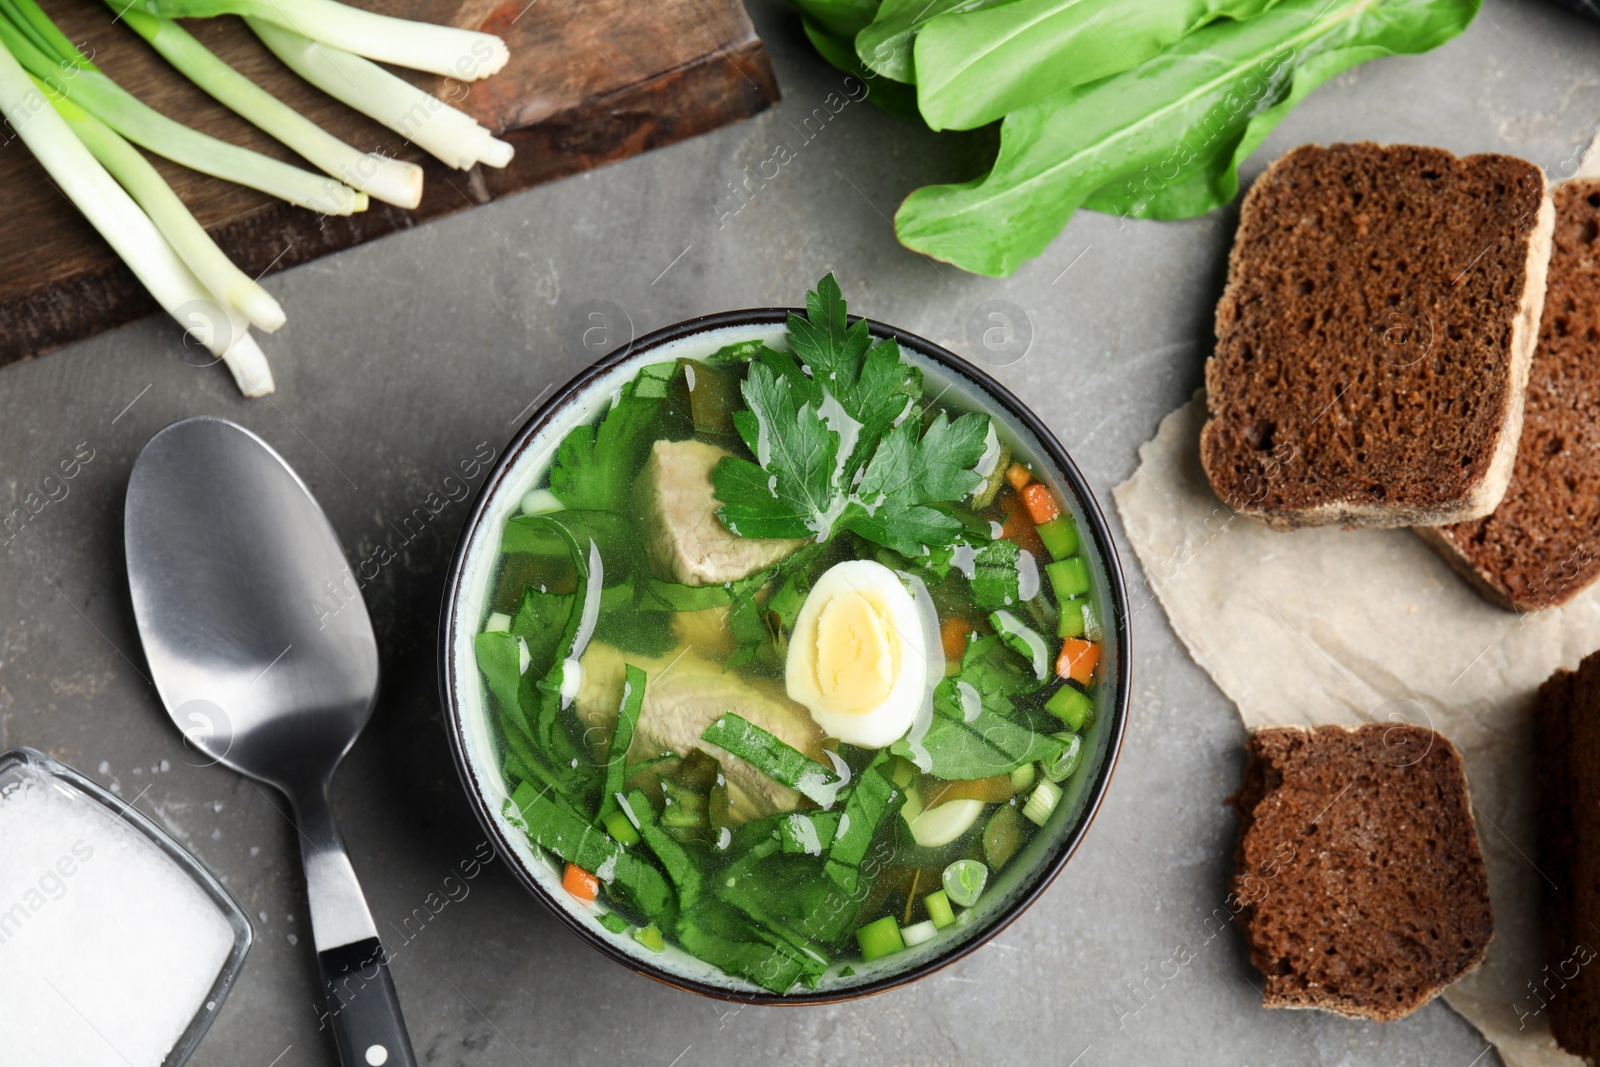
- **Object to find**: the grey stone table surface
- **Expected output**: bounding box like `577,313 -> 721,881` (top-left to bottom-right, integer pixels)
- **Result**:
2,2 -> 1596,1064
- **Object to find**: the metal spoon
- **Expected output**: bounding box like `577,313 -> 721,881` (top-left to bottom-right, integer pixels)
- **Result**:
125,417 -> 416,1067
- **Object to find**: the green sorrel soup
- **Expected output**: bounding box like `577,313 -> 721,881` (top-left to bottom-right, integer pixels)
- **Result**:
475,276 -> 1106,993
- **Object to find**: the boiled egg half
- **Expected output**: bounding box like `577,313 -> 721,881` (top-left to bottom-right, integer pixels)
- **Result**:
786,559 -> 930,747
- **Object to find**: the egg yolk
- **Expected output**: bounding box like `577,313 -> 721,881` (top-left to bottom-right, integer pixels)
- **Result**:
809,591 -> 901,715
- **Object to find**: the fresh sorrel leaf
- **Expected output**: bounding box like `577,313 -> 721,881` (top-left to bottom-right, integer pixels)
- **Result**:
895,0 -> 1478,276
913,0 -> 1283,132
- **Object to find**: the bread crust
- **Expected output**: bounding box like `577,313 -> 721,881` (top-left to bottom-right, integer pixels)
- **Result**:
1412,525 -> 1520,611
1201,143 -> 1554,531
1422,179 -> 1600,612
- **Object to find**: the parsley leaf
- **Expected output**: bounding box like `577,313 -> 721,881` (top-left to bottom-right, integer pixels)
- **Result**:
716,360 -> 839,540
839,409 -> 992,555
786,274 -> 872,384
786,279 -> 921,475
711,274 -> 991,555
548,361 -> 689,512
935,633 -> 1041,719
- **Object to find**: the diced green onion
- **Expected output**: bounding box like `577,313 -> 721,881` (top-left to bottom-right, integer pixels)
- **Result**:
855,915 -> 905,961
1081,599 -> 1104,643
901,920 -> 937,947
1034,516 -> 1079,560
117,10 -> 423,208
1046,556 -> 1091,600
1045,683 -> 1093,731
632,924 -> 665,952
924,889 -> 956,929
597,912 -> 628,934
115,0 -> 510,80
942,859 -> 987,907
45,87 -> 285,332
1056,601 -> 1087,639
601,808 -> 640,845
0,7 -> 364,214
249,18 -> 513,172
1009,761 -> 1036,793
1022,779 -> 1062,827
0,47 -> 273,394
1042,733 -> 1083,783
988,609 -> 1048,680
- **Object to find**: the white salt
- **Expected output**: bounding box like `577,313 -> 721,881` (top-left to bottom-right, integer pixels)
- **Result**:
0,773 -> 235,1067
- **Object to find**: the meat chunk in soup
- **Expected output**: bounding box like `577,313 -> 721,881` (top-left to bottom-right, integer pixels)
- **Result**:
638,439 -> 803,586
575,641 -> 824,821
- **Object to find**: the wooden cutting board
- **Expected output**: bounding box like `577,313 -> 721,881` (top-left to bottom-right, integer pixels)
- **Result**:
0,0 -> 779,365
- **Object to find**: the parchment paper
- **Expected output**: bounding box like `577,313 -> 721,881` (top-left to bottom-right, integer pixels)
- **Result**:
1113,394 -> 1600,1067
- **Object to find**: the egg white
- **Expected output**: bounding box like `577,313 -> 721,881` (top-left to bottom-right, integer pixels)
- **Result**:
785,559 -> 931,748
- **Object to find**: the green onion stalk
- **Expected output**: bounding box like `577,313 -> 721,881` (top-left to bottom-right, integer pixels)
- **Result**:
0,47 -> 274,394
0,0 -> 366,214
116,9 -> 424,209
111,0 -> 509,80
45,81 -> 286,333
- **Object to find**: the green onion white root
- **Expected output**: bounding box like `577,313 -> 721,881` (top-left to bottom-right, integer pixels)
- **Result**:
250,18 -> 513,171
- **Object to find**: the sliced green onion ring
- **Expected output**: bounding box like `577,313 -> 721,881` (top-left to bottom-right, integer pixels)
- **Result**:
942,859 -> 988,908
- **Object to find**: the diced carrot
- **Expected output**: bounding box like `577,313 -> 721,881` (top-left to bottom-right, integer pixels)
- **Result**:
1005,462 -> 1033,492
563,862 -> 599,904
1020,482 -> 1060,525
998,488 -> 1048,560
940,616 -> 970,662
1057,638 -> 1101,686
923,775 -> 1015,807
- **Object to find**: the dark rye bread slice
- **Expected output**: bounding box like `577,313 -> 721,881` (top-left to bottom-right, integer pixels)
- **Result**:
1201,142 -> 1554,530
1537,650 -> 1600,1062
1228,724 -> 1493,1021
1420,180 -> 1600,612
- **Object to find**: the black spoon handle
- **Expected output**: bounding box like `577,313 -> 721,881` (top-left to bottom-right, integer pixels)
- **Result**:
292,785 -> 418,1067
319,937 -> 419,1067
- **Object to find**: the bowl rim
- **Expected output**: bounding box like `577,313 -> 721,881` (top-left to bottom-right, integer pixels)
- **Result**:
438,306 -> 1132,1005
